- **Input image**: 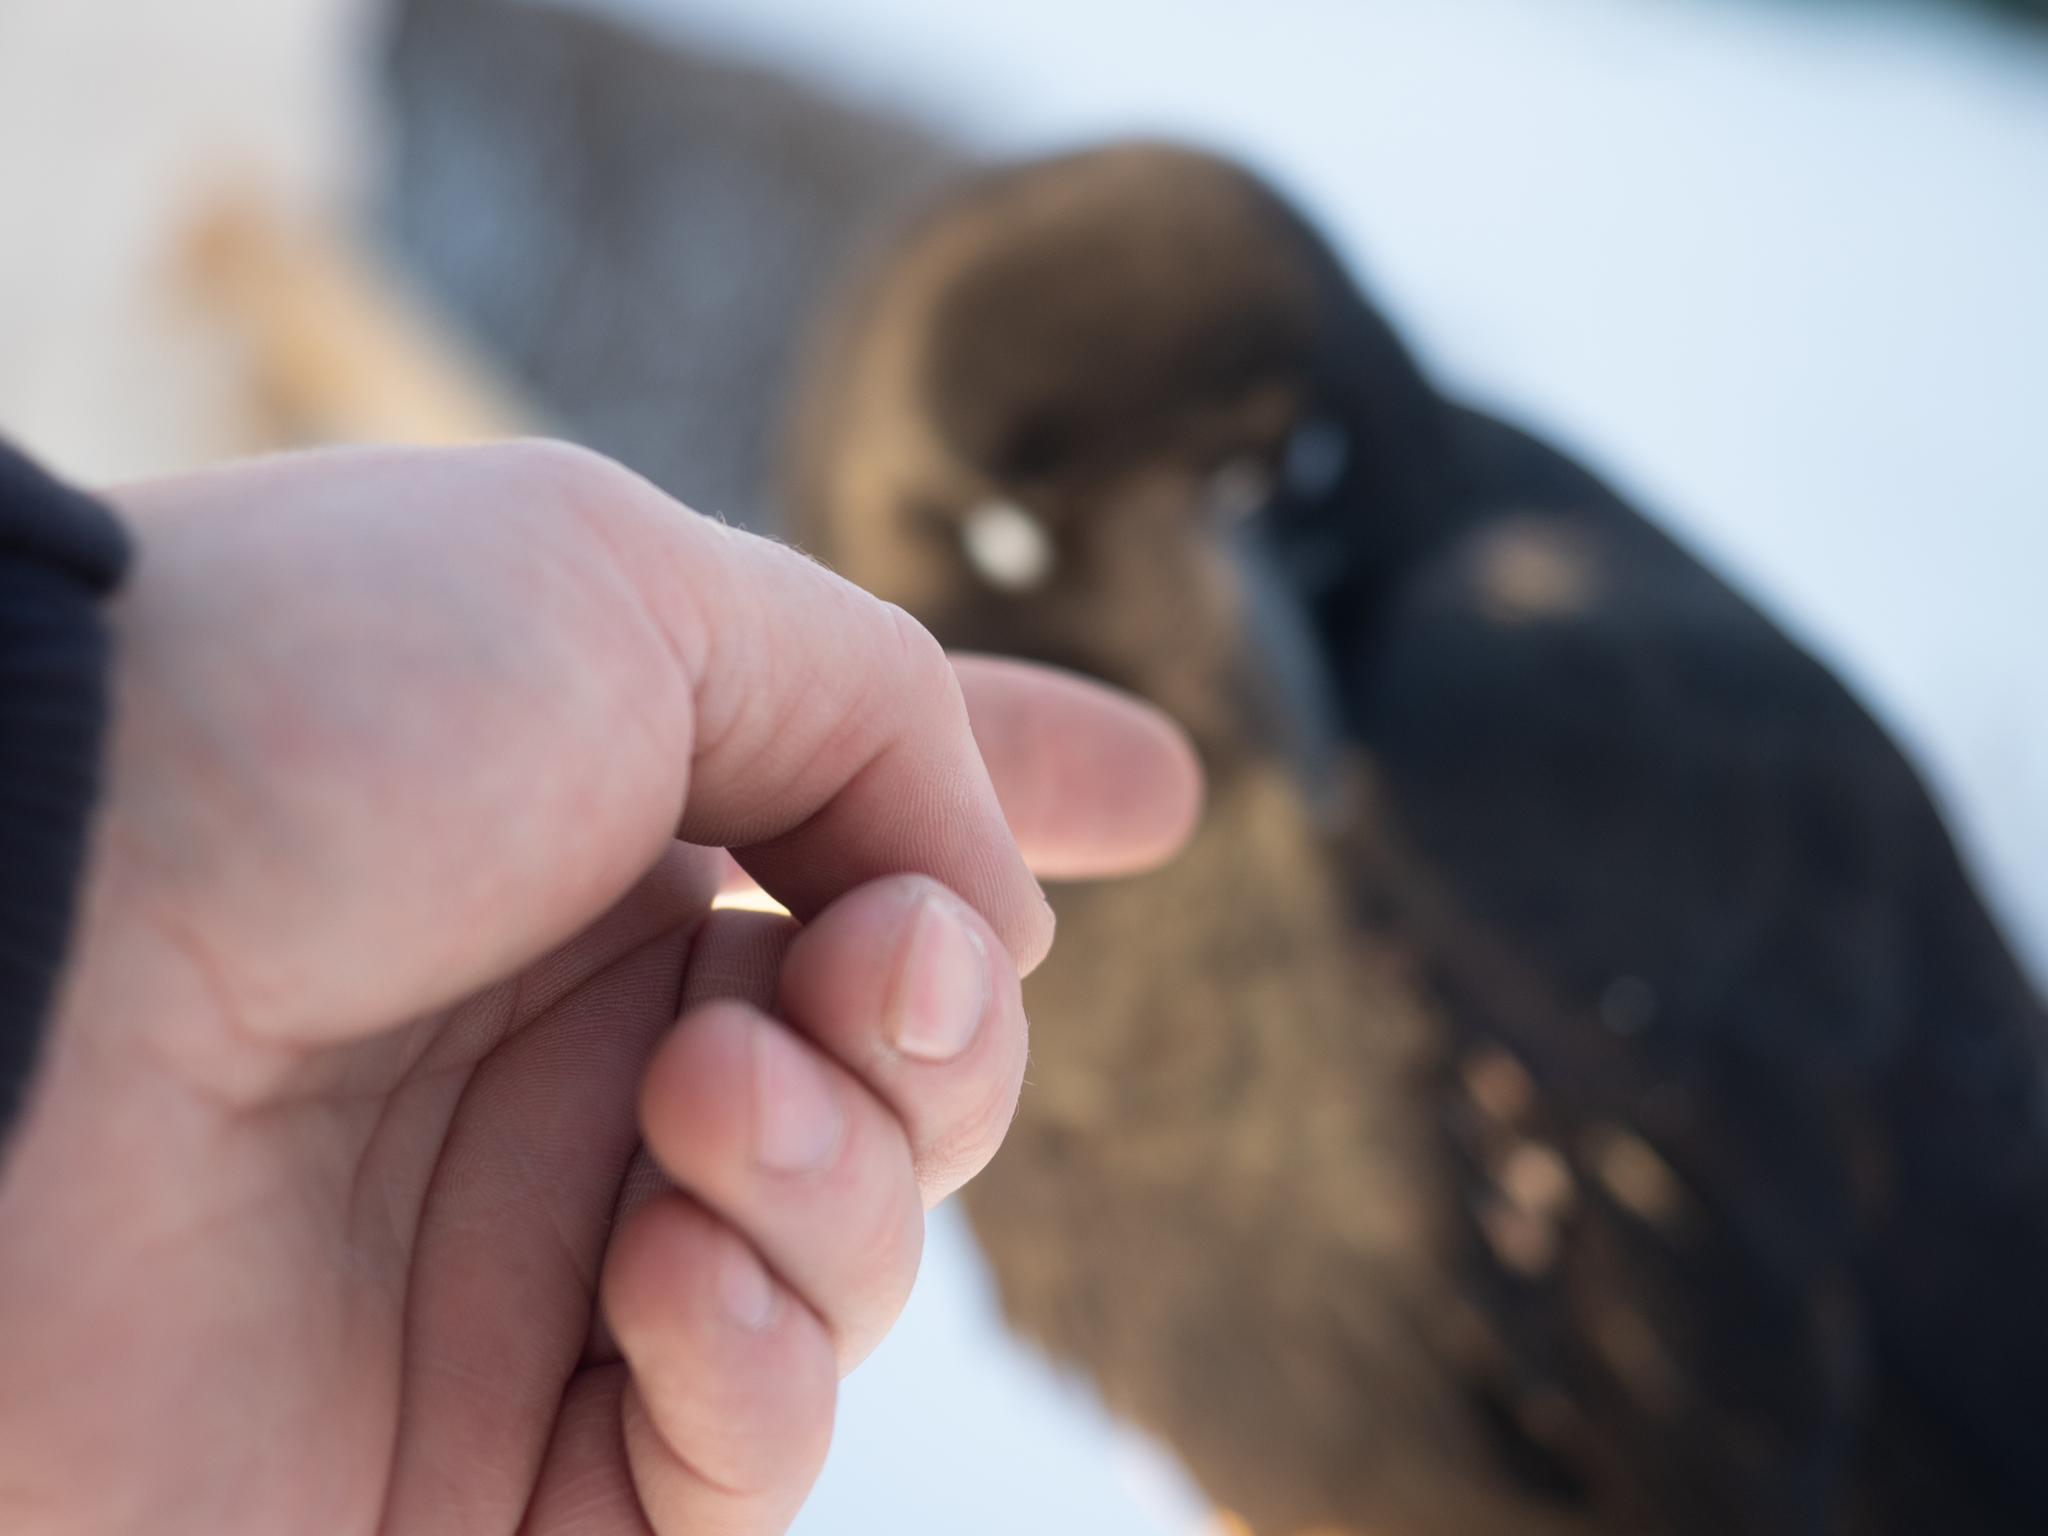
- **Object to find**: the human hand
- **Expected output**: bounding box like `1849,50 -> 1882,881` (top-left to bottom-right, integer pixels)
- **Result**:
0,442 -> 1200,1536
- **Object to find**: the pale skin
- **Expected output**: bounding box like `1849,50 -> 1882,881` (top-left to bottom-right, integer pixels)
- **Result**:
0,441 -> 1202,1536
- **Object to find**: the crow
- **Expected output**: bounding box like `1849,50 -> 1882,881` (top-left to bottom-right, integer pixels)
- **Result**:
782,141 -> 2048,1536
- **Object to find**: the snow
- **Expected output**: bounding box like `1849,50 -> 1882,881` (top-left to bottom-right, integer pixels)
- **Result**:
568,2 -> 2048,1532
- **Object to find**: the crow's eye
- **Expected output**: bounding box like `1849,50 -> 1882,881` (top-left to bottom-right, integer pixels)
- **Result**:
1203,456 -> 1274,524
1282,415 -> 1349,500
961,499 -> 1054,591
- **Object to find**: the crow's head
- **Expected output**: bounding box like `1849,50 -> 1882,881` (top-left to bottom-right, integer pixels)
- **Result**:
784,141 -> 1441,782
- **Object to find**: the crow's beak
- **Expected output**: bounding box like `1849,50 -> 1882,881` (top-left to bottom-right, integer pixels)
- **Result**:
1220,506 -> 1350,828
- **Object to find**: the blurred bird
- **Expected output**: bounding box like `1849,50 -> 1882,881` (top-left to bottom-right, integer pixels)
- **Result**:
782,143 -> 2048,1536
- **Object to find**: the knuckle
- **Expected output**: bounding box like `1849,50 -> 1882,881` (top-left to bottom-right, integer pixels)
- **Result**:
881,599 -> 956,694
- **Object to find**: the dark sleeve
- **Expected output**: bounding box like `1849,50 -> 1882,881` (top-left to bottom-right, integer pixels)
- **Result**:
0,438 -> 130,1137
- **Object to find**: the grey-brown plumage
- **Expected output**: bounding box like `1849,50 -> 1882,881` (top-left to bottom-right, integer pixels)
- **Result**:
782,143 -> 2048,1536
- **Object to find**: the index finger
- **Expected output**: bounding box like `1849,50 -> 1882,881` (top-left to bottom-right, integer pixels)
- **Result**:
577,458 -> 1054,973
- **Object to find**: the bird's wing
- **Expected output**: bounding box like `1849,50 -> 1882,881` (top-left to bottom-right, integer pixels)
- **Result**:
1336,411 -> 2048,1534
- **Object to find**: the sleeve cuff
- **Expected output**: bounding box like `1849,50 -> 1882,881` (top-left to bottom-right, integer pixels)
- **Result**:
0,438 -> 131,1135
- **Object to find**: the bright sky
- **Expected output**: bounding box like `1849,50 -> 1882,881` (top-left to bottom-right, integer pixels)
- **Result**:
571,3 -> 2048,1532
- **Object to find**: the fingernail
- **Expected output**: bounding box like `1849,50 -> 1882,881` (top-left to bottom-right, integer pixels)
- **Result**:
890,893 -> 991,1062
752,1019 -> 844,1173
718,1233 -> 777,1330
